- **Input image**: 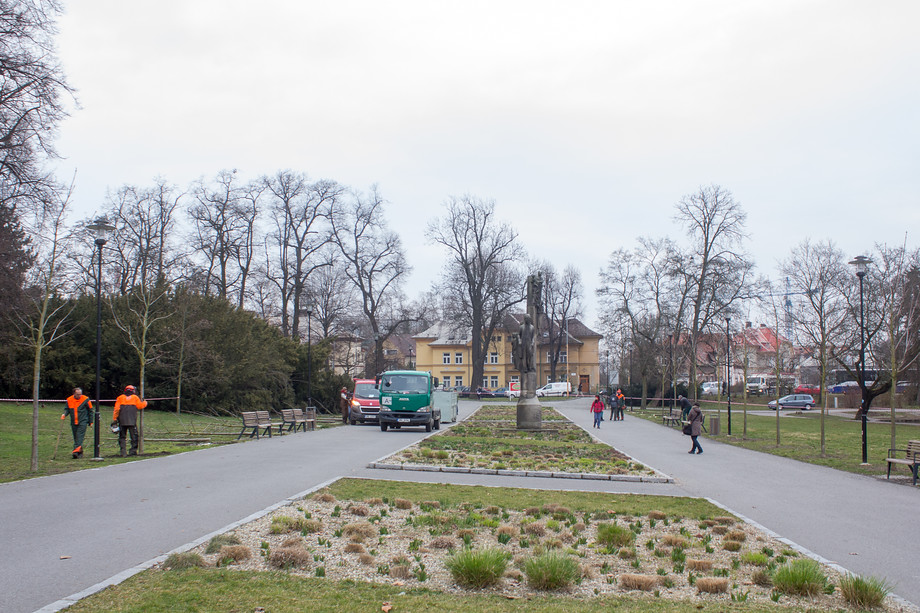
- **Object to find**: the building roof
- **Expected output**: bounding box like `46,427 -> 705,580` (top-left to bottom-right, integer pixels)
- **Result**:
415,315 -> 602,346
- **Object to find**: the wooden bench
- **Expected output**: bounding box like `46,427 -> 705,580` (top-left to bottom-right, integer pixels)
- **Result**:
886,439 -> 920,485
301,407 -> 317,431
256,410 -> 283,436
662,414 -> 682,428
238,411 -> 273,439
281,408 -> 307,433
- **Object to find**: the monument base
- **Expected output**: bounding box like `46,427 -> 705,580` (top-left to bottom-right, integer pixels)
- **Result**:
516,372 -> 541,430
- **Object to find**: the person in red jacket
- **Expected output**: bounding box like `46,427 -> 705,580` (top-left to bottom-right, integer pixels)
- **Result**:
112,385 -> 147,457
590,395 -> 605,429
62,387 -> 94,459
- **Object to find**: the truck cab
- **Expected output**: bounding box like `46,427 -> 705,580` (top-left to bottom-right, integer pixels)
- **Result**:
377,370 -> 442,432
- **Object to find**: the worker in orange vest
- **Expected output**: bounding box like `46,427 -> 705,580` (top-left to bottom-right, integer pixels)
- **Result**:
62,387 -> 94,458
112,385 -> 147,457
614,388 -> 626,421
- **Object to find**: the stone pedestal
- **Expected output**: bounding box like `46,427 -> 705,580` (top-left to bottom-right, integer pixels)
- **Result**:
516,371 -> 541,430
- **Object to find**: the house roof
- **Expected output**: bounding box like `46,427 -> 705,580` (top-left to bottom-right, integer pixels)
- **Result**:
415,315 -> 602,346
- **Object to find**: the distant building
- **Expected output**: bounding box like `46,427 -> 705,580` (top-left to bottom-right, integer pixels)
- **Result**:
414,314 -> 602,392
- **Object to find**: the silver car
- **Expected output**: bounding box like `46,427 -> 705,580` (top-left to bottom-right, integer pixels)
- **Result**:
767,394 -> 815,410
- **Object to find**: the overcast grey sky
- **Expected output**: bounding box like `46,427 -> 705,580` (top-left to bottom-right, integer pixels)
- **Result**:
54,1 -> 920,329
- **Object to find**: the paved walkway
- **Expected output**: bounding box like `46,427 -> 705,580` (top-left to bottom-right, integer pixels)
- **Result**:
2,398 -> 917,612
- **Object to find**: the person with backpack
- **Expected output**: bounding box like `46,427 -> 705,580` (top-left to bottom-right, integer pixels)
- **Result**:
685,402 -> 704,454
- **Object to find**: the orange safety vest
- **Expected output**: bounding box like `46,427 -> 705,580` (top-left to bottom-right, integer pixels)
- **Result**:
65,395 -> 93,424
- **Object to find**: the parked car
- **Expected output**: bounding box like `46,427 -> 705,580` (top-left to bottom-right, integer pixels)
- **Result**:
794,384 -> 821,395
348,378 -> 380,424
492,387 -> 510,397
700,381 -> 720,396
827,381 -> 860,394
535,382 -> 572,397
767,394 -> 815,410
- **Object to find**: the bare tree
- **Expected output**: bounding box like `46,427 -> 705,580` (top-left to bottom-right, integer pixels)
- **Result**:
188,170 -> 261,306
330,186 -> 413,373
674,185 -> 753,398
17,182 -> 77,471
0,0 -> 73,207
427,195 -> 525,389
780,239 -> 849,455
535,262 -> 584,382
262,171 -> 339,338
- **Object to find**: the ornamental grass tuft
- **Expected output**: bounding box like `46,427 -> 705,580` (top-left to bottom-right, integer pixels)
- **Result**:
523,551 -> 581,590
596,523 -> 635,548
773,558 -> 828,597
839,574 -> 892,609
445,547 -> 510,588
163,552 -> 205,570
204,533 -> 241,554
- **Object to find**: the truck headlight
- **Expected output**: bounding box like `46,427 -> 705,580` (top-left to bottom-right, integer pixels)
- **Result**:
417,406 -> 430,413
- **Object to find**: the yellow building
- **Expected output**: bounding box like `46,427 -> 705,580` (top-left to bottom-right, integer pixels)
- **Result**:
414,314 -> 602,393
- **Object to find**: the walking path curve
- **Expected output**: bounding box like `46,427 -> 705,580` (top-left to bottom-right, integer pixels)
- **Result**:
1,398 -> 917,612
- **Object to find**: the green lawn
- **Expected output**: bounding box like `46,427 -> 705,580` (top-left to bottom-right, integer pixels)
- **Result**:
633,403 -> 920,479
0,402 -> 242,483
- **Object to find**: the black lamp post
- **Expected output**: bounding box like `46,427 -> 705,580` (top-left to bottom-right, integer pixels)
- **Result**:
86,217 -> 115,460
605,350 -> 610,394
374,333 -> 381,376
304,305 -> 313,408
726,317 -> 732,436
849,255 -> 871,465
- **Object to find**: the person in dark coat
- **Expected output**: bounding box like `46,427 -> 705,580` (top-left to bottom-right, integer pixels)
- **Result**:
678,395 -> 692,420
687,403 -> 703,454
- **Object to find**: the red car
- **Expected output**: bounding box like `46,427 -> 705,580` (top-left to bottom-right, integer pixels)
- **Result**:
348,378 -> 380,425
794,384 -> 821,395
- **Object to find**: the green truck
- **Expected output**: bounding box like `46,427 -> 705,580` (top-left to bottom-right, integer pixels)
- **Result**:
377,370 -> 449,432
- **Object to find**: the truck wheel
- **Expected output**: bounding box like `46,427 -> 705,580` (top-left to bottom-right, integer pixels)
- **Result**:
434,418 -> 441,430
425,419 -> 432,432
380,423 -> 388,432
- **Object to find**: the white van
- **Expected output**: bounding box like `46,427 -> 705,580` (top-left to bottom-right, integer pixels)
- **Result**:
535,382 -> 571,397
701,381 -> 720,396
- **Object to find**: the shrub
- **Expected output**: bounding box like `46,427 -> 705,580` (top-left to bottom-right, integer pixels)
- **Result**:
686,559 -> 712,572
647,510 -> 667,520
429,536 -> 458,550
342,522 -> 376,539
596,523 -> 635,548
163,552 -> 205,570
711,525 -> 728,535
618,574 -> 658,591
741,551 -> 769,566
312,492 -> 336,503
269,545 -> 312,569
618,547 -> 636,559
722,540 -> 742,552
217,545 -> 251,563
713,516 -> 736,525
661,535 -> 688,548
445,548 -> 510,588
204,533 -> 241,554
269,515 -> 320,535
358,553 -> 375,565
725,530 -> 746,542
773,559 -> 828,597
365,497 -> 384,506
752,569 -> 773,587
393,498 -> 413,510
524,551 -> 581,590
344,543 -> 366,554
349,505 -> 370,516
696,577 -> 729,593
839,574 -> 892,609
523,522 -> 546,537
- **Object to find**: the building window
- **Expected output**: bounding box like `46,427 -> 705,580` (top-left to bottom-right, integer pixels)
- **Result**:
490,376 -> 499,388
489,352 -> 499,364
442,352 -> 451,364
510,375 -> 519,384
455,377 -> 463,388
455,352 -> 463,364
548,351 -> 567,363
481,378 -> 488,388
442,376 -> 451,388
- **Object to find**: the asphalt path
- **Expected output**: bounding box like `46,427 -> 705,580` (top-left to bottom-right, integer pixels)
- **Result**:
3,398 -> 918,612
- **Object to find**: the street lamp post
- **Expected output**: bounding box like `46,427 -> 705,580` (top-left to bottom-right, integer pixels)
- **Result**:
605,350 -> 610,394
306,306 -> 314,408
86,217 -> 115,460
726,317 -> 732,436
849,255 -> 871,465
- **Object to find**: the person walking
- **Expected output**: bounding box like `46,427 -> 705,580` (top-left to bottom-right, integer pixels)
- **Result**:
686,402 -> 704,454
62,387 -> 94,459
112,385 -> 147,457
590,395 -> 605,428
615,388 -> 626,421
607,390 -> 616,421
